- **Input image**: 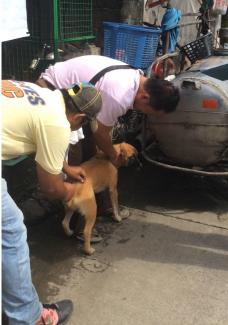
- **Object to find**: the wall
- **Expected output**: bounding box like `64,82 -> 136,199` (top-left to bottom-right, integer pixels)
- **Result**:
93,0 -> 123,49
144,0 -> 201,46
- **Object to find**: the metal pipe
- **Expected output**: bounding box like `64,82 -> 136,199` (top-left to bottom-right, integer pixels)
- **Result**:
53,0 -> 59,61
142,150 -> 228,177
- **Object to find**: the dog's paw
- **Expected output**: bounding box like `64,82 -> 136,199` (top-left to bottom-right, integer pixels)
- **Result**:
112,214 -> 122,222
62,220 -> 74,237
63,227 -> 74,237
120,208 -> 130,219
84,247 -> 96,255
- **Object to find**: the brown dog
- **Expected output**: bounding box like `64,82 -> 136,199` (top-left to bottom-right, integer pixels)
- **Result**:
62,142 -> 139,255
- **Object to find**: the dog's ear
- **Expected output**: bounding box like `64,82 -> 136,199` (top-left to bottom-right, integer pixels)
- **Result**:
119,146 -> 129,166
113,142 -> 140,167
120,143 -> 138,157
119,143 -> 140,167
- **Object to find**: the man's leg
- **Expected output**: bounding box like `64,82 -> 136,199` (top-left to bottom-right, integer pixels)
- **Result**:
2,178 -> 73,325
2,178 -> 42,324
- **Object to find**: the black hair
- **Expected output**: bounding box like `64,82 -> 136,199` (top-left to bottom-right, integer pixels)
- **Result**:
144,76 -> 180,113
60,89 -> 81,114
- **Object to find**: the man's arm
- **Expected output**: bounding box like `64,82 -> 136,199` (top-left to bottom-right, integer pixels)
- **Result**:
93,121 -> 123,167
36,163 -> 75,202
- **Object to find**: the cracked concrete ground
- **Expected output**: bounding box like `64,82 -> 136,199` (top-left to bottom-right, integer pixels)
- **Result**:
30,162 -> 228,325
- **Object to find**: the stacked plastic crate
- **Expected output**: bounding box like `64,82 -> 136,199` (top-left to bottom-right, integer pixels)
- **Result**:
103,21 -> 161,71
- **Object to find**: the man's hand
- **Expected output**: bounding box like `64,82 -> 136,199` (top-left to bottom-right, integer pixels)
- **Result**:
110,151 -> 125,168
63,161 -> 86,182
94,121 -> 125,168
66,166 -> 86,183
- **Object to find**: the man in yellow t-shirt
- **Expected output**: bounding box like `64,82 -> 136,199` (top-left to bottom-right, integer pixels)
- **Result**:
1,80 -> 102,324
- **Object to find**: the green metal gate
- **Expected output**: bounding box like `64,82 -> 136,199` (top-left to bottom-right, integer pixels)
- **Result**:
2,0 -> 94,81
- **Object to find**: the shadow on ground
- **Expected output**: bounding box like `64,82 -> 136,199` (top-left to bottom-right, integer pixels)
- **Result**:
118,160 -> 228,214
2,159 -> 228,324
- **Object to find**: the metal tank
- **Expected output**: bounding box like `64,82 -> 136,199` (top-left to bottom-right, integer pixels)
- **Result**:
147,56 -> 228,168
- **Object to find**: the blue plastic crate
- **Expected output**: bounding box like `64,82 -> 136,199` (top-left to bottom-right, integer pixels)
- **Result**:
103,22 -> 161,70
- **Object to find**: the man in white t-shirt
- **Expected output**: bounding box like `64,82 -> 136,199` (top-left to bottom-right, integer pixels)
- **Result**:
2,80 -> 102,324
36,55 -> 180,169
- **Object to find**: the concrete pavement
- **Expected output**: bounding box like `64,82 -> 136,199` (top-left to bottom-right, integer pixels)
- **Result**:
28,162 -> 228,325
